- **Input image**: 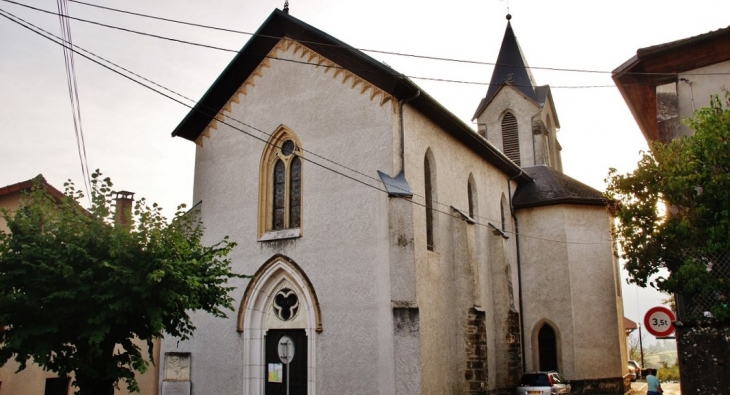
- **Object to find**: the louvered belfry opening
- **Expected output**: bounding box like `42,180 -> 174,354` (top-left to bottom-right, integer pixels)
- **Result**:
501,112 -> 520,165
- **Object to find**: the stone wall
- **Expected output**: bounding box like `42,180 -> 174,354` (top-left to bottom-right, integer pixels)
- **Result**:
465,308 -> 488,394
568,377 -> 624,394
675,321 -> 730,394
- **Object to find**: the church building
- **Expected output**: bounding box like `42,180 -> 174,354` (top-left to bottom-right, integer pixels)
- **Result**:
162,8 -> 626,395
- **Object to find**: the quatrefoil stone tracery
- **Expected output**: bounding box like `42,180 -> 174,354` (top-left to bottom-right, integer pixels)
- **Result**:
273,288 -> 299,321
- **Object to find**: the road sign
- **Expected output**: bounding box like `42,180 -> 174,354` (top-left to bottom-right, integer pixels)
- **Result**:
644,306 -> 676,337
278,336 -> 295,364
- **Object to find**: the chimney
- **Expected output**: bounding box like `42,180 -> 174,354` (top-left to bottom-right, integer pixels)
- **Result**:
114,191 -> 135,227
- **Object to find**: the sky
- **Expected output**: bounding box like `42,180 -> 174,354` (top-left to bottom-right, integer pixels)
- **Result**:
1,0 -> 729,341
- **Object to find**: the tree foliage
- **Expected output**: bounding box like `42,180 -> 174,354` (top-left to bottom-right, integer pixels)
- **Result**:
606,93 -> 730,303
0,171 -> 242,395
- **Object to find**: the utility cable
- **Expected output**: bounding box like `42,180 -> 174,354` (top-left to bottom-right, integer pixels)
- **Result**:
6,0 -> 728,90
56,0 -> 91,199
0,7 -> 615,245
1,0 -> 619,88
57,0 -> 730,78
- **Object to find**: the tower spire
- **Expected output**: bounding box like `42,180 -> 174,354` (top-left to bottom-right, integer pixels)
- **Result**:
484,16 -> 536,104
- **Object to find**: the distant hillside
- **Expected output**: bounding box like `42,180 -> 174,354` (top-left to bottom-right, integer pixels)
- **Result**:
644,350 -> 678,368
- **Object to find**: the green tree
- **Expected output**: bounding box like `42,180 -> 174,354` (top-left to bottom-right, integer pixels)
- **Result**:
606,93 -> 730,319
0,171 -> 242,395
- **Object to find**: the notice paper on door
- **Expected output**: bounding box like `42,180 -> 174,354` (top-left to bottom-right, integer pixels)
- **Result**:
268,363 -> 283,383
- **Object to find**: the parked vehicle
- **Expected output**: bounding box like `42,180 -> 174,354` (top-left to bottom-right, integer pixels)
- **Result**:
628,364 -> 637,382
516,371 -> 571,395
628,360 -> 642,381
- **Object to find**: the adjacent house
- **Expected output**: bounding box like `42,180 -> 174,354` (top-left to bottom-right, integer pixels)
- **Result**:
162,8 -> 626,394
612,25 -> 730,143
0,176 -> 159,395
612,24 -> 730,395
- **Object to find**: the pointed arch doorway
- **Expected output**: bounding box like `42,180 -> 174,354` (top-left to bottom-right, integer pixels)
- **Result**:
537,324 -> 558,372
238,255 -> 322,395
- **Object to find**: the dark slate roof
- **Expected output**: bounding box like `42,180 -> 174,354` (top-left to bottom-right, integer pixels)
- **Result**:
512,165 -> 607,209
472,21 -> 537,119
171,9 -> 531,183
534,85 -> 560,129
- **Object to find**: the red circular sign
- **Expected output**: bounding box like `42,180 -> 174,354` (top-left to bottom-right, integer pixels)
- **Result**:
644,306 -> 676,337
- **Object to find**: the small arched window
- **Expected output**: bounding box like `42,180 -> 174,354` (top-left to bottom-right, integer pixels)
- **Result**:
258,126 -> 303,238
500,194 -> 509,233
467,175 -> 477,219
501,112 -> 520,165
425,154 -> 435,251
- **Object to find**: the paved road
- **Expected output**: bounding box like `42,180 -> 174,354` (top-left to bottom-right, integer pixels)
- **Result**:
630,380 -> 681,395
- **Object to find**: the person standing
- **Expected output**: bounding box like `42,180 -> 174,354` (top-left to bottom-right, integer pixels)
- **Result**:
646,368 -> 663,395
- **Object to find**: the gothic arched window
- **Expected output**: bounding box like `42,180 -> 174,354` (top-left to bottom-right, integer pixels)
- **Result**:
425,155 -> 434,251
258,126 -> 303,238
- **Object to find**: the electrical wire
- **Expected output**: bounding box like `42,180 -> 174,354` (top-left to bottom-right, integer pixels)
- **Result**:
0,7 -> 615,245
4,0 -> 727,91
63,0 -> 730,78
1,0 -> 617,88
55,0 -> 91,200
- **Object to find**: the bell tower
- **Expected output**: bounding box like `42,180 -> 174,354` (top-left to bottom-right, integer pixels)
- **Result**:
473,15 -> 563,172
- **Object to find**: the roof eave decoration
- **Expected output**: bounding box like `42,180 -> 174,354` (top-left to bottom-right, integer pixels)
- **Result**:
171,9 -> 531,182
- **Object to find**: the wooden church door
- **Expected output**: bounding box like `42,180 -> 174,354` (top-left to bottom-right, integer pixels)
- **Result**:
265,329 -> 308,395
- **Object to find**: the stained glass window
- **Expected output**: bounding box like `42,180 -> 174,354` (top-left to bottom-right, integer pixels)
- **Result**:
273,160 -> 286,230
265,136 -> 302,233
289,156 -> 301,228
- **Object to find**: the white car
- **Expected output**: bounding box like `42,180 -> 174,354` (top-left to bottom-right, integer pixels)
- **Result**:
516,371 -> 571,395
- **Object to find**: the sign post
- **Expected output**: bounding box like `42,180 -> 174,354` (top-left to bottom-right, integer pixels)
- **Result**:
278,336 -> 295,395
644,306 -> 676,337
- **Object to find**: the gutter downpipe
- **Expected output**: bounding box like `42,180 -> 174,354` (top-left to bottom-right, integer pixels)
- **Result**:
399,90 -> 421,174
508,170 -> 526,373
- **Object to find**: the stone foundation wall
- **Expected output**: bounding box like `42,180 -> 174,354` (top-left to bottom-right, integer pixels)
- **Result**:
465,308 -> 488,394
506,311 -> 522,387
568,377 -> 624,394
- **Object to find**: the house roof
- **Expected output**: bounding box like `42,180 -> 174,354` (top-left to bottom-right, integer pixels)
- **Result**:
473,18 -> 538,120
0,175 -> 65,202
624,317 -> 638,333
612,25 -> 730,142
170,9 -> 531,183
512,165 -> 607,209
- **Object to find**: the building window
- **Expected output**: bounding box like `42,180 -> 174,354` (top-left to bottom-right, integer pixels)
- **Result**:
258,126 -> 303,239
273,288 -> 300,321
501,194 -> 509,233
424,154 -> 435,251
44,377 -> 69,395
467,177 -> 476,219
502,112 -> 520,165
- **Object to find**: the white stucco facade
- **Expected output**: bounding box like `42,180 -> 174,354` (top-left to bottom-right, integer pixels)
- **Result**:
162,10 -> 626,395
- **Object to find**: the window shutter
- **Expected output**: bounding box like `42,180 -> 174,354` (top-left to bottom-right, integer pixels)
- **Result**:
501,113 -> 520,165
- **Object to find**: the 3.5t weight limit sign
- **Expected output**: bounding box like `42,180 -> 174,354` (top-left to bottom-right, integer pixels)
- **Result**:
644,306 -> 676,337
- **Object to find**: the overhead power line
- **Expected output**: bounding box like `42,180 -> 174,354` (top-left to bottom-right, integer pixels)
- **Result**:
56,0 -> 91,199
0,0 -> 617,89
0,7 -> 614,245
4,0 -> 728,85
64,0 -> 730,78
